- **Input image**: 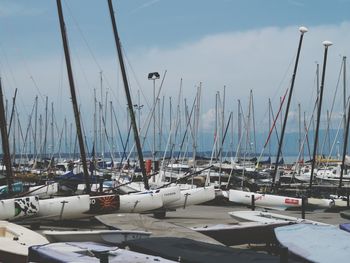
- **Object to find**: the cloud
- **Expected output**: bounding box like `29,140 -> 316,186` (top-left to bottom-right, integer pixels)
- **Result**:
201,108 -> 216,132
3,21 -> 350,138
127,22 -> 350,130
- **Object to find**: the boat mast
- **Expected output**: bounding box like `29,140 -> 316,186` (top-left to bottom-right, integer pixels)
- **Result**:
272,27 -> 308,190
343,56 -> 347,145
34,96 -> 38,159
309,41 -> 333,192
298,102 -> 302,163
268,99 -> 272,158
107,0 -> 149,190
56,0 -> 91,193
51,102 -> 55,159
339,56 -> 348,189
0,78 -> 14,194
237,99 -> 242,160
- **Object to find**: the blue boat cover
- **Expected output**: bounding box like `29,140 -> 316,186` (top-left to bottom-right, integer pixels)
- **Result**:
339,223 -> 350,233
29,242 -> 114,263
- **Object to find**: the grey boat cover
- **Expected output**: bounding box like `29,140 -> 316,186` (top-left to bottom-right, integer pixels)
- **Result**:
124,237 -> 280,263
96,213 -> 221,244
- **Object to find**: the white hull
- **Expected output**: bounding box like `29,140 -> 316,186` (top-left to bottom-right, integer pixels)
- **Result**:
0,198 -> 15,220
37,195 -> 90,220
1,196 -> 40,221
166,185 -> 215,209
149,186 -> 181,206
119,192 -> 163,213
307,198 -> 334,208
228,189 -> 301,210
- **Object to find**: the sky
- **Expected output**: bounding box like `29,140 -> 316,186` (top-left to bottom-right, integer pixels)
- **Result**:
0,0 -> 350,153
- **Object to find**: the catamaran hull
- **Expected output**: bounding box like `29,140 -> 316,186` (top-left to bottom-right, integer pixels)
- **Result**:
119,192 -> 163,213
37,195 -> 90,220
165,185 -> 215,209
1,196 -> 40,221
228,189 -> 301,210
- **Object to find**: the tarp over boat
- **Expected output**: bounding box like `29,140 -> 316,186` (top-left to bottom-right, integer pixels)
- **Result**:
125,237 -> 279,263
275,224 -> 350,263
28,242 -> 175,263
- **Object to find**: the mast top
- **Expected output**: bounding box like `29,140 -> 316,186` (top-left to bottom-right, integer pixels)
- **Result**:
322,40 -> 333,47
299,26 -> 308,33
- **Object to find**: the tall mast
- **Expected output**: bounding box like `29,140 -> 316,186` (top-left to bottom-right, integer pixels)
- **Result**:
43,96 -> 48,159
272,26 -> 308,190
51,102 -> 55,158
237,99 -> 242,160
34,96 -> 38,158
0,78 -> 14,194
12,108 -> 16,166
298,103 -> 302,162
93,88 -> 97,157
268,98 -> 272,158
110,101 -> 114,157
56,0 -> 90,193
99,71 -> 104,159
107,0 -> 149,190
343,56 -> 347,152
215,92 -> 218,157
309,41 -> 333,192
251,90 -> 257,155
39,114 -> 42,161
339,56 -> 348,189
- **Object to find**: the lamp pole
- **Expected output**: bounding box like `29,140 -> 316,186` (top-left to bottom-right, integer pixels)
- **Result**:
148,72 -> 160,173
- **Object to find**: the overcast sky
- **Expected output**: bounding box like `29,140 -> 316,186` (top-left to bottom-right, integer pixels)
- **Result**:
0,0 -> 350,145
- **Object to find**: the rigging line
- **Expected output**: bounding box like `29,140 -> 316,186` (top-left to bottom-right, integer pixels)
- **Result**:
111,104 -> 125,159
0,38 -> 46,106
257,53 -> 295,128
98,102 -> 115,160
68,38 -> 94,100
11,41 -> 47,106
63,0 -> 123,112
291,97 -> 319,176
63,0 -> 103,71
269,101 -> 284,160
306,63 -> 319,115
0,43 -> 40,122
19,100 -> 36,159
256,88 -> 288,166
325,97 -> 350,163
319,59 -> 344,155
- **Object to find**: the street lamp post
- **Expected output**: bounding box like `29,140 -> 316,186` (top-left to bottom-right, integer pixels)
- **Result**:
148,72 -> 160,173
